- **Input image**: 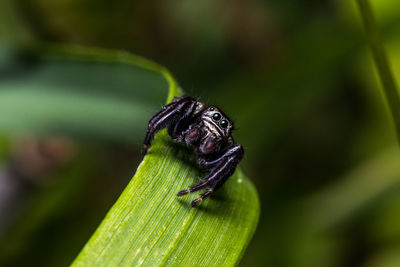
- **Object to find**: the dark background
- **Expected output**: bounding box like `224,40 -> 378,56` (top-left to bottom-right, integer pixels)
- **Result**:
1,0 -> 400,266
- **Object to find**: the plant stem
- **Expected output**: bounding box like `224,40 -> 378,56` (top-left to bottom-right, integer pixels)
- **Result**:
356,0 -> 400,145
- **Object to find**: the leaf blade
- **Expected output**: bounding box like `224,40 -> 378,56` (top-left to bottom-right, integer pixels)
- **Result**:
72,131 -> 259,266
356,0 -> 400,145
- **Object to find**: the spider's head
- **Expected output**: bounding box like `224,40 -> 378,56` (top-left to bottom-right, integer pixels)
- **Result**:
200,106 -> 234,138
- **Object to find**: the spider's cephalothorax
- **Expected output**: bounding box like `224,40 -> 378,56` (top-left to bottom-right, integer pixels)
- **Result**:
143,96 -> 244,207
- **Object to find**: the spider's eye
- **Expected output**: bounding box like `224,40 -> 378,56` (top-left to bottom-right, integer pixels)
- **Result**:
209,107 -> 215,111
220,120 -> 228,128
212,113 -> 221,121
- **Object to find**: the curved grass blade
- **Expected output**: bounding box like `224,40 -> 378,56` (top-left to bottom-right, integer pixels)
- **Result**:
73,132 -> 259,266
356,0 -> 400,145
63,48 -> 260,266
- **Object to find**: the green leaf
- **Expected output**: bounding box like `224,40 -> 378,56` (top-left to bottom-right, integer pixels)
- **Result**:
73,133 -> 259,266
67,47 -> 260,266
356,0 -> 400,145
0,44 -> 259,265
0,44 -> 174,265
0,44 -> 175,141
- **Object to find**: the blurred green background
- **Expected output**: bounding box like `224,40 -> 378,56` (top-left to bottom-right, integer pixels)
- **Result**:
1,0 -> 400,266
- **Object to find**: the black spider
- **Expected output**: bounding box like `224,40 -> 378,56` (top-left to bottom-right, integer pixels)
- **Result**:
143,96 -> 244,207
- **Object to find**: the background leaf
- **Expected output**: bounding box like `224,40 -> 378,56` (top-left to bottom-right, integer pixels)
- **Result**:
356,0 -> 400,145
0,45 -> 173,141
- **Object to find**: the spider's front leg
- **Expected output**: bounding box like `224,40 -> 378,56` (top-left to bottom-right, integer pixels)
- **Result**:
142,96 -> 197,155
178,144 -> 244,206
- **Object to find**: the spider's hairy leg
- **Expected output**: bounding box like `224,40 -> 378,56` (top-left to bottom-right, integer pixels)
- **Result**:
200,144 -> 243,168
143,97 -> 194,154
178,144 -> 244,206
177,180 -> 209,196
168,101 -> 200,138
191,188 -> 214,207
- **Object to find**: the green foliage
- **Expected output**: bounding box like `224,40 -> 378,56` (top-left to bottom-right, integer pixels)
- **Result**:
73,133 -> 259,266
0,45 -> 172,140
0,45 -> 171,265
0,45 -> 259,266
62,47 -> 259,267
356,0 -> 400,144
4,0 -> 400,266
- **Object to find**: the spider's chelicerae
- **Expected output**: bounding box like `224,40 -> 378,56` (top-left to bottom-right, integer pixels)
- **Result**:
143,96 -> 244,207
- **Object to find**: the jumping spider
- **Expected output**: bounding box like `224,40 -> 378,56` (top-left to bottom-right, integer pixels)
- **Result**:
143,96 -> 244,207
